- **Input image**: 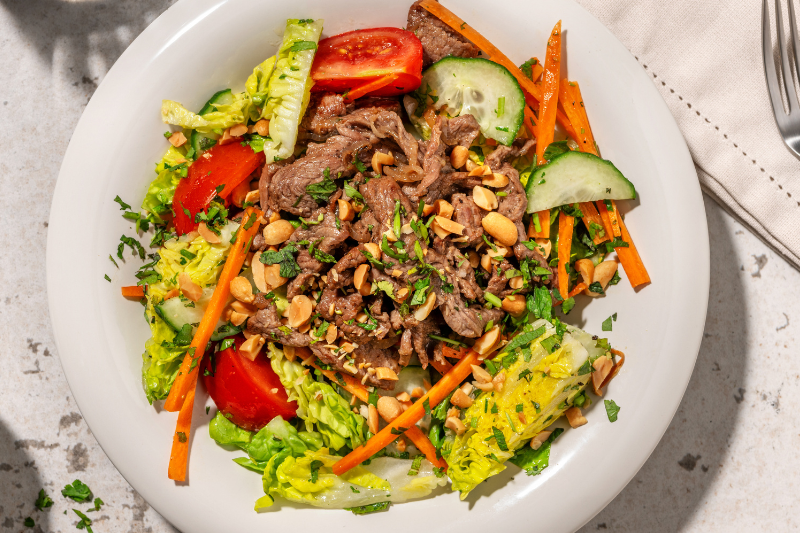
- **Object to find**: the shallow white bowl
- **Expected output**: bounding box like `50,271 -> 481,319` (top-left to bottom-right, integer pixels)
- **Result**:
47,0 -> 709,531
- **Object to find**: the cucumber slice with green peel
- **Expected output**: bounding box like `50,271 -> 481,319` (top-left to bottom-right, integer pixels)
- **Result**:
198,89 -> 234,115
415,57 -> 525,145
155,287 -> 215,331
525,151 -> 637,213
189,130 -> 218,155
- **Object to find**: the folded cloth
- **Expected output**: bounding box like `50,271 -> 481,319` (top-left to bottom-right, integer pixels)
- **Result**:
576,0 -> 800,269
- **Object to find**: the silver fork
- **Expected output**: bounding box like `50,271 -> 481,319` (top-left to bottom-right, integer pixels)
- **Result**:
763,0 -> 800,159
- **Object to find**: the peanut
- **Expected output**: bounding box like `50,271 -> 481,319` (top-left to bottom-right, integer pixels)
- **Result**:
239,334 -> 265,361
377,396 -> 403,422
287,295 -> 313,328
375,367 -> 399,381
198,222 -> 221,244
262,220 -> 295,245
482,172 -> 509,188
451,388 -> 474,408
472,326 -> 500,355
502,294 -> 526,317
413,292 -> 437,321
588,260 -> 619,296
450,145 -> 469,169
354,264 -> 371,296
230,276 -> 254,304
337,199 -> 355,221
371,151 -> 395,174
253,119 -> 270,136
530,430 -> 553,450
168,131 -> 187,147
433,199 -> 454,219
472,186 -> 498,211
178,272 -> 202,302
445,416 -> 466,436
565,407 -> 588,428
482,212 -> 519,247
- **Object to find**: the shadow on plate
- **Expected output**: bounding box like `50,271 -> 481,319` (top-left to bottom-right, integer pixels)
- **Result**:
577,195 -> 748,532
0,417 -> 51,531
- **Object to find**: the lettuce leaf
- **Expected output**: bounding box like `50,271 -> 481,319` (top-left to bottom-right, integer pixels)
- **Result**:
246,56 -> 276,110
141,146 -> 187,221
267,343 -> 366,451
446,319 -> 606,498
258,450 -> 446,510
161,90 -> 254,134
141,313 -> 184,404
258,19 -> 322,162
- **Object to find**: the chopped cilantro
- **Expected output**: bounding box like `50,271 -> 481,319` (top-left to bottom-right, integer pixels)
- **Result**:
604,399 -> 620,422
61,480 -> 92,502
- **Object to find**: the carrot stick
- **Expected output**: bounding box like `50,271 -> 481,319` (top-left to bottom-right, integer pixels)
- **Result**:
167,209 -> 262,482
332,350 -> 482,475
121,285 -> 145,298
165,209 -> 262,413
343,73 -> 399,102
613,205 -> 650,288
596,200 -> 617,239
556,211 -> 573,300
430,358 -> 454,375
523,106 -> 538,139
442,345 -> 469,359
298,351 -> 447,470
570,82 -> 597,154
554,282 -> 587,305
578,202 -> 609,245
535,21 -> 562,166
419,1 -> 575,137
528,209 -> 551,239
559,81 -> 596,155
524,57 -> 544,82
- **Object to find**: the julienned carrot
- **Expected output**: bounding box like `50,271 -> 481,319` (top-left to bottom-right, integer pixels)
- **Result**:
419,0 -> 575,137
523,106 -> 538,138
442,345 -> 470,359
121,285 -> 145,298
165,208 -> 262,412
559,81 -> 596,156
298,351 -> 447,470
613,205 -> 651,288
570,82 -> 597,154
333,350 -> 481,475
535,21 -> 562,166
596,200 -> 619,238
556,211 -> 573,300
167,209 -> 261,482
344,73 -> 399,102
554,282 -> 587,305
528,209 -> 551,239
578,202 -> 609,245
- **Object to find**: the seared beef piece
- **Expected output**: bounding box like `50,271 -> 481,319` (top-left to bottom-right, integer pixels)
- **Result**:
428,241 -> 482,302
496,163 -> 527,226
360,176 -> 415,234
398,329 -> 414,366
441,114 -> 481,147
267,136 -> 352,217
438,292 -> 505,338
253,292 -> 273,309
286,271 -> 316,300
259,159 -> 292,215
371,266 -> 403,296
409,319 -> 440,368
405,116 -> 452,202
350,210 -> 378,243
336,108 -> 420,168
354,97 -> 403,115
369,296 -> 394,341
486,260 -> 514,296
290,208 -> 351,253
252,232 -> 267,252
431,341 -> 447,369
299,92 -> 351,142
415,172 -> 483,204
407,0 -> 480,68
248,302 -> 311,346
452,193 -> 486,246
353,343 -> 401,389
485,139 -> 537,171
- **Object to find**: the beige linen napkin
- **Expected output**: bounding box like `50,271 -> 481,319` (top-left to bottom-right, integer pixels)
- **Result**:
575,0 -> 800,269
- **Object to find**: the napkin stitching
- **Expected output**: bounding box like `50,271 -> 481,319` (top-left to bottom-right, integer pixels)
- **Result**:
635,57 -> 798,208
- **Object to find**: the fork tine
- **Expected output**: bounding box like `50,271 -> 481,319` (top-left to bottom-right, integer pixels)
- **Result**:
775,0 -> 800,113
787,0 -> 800,100
764,0 -> 788,120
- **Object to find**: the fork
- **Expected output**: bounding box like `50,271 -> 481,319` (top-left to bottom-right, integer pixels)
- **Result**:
763,0 -> 800,159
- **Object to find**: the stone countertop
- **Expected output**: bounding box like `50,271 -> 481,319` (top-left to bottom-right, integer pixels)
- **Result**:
1,1 -> 797,532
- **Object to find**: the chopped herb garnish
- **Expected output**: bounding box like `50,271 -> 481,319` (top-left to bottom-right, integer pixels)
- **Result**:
604,399 -> 620,422
306,167 -> 338,203
34,489 -> 53,511
61,480 -> 92,502
113,195 -> 131,210
288,40 -> 317,53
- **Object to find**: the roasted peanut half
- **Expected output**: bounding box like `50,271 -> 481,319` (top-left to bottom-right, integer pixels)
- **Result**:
413,292 -> 437,321
230,276 -> 254,304
450,145 -> 469,169
482,212 -> 518,247
433,199 -> 454,219
482,172 -> 509,188
375,367 -> 399,381
178,272 -> 202,302
198,222 -> 221,244
337,199 -> 355,221
587,260 -> 619,296
574,259 -> 595,288
377,396 -> 403,422
287,295 -> 313,328
472,326 -> 500,355
354,264 -> 372,296
262,220 -> 295,245
565,407 -> 588,428
472,186 -> 498,211
502,294 -> 526,317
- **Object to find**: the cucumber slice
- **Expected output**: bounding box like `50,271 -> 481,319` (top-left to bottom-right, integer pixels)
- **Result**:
416,57 -> 524,145
525,151 -> 637,213
198,89 -> 234,115
155,288 -> 215,331
190,130 -> 218,155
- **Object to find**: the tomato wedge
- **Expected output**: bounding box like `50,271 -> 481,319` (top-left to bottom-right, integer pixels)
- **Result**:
311,28 -> 423,98
172,142 -> 265,235
202,336 -> 297,432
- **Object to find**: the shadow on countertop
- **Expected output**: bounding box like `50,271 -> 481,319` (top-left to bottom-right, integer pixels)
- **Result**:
577,195 -> 749,532
0,0 -> 176,90
0,417 -> 51,532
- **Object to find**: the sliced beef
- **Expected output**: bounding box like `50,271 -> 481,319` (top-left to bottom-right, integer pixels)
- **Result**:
438,293 -> 504,338
486,260 -> 514,296
299,92 -> 351,142
409,319 -> 440,368
407,0 -> 480,68
441,114 -> 481,147
485,139 -> 537,171
416,171 -> 482,204
248,302 -> 311,346
267,136 -> 352,216
452,193 -> 485,246
350,210 -> 378,243
336,108 -> 420,168
259,159 -> 292,215
405,116 -> 451,202
289,208 -> 351,253
353,343 -> 401,389
360,176 -> 415,233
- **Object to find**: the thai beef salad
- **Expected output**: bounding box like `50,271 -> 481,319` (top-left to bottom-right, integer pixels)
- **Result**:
113,0 -> 650,513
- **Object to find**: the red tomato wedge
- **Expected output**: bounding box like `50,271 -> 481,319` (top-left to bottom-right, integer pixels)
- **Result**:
202,336 -> 297,432
311,28 -> 423,98
172,142 -> 265,235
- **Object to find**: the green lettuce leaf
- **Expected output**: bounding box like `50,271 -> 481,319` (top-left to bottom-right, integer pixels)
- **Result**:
246,56 -> 277,110
161,90 -> 254,134
141,146 -> 187,221
258,449 -> 446,510
267,343 -> 366,451
446,319 -> 607,498
258,19 -> 323,163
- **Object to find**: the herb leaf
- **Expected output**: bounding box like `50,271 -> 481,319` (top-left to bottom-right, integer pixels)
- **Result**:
61,480 -> 92,502
604,399 -> 620,422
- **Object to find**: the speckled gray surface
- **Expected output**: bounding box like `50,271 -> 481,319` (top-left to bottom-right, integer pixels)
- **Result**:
1,1 -> 798,532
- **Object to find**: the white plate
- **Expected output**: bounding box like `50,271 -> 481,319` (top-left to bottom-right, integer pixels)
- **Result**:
46,0 -> 709,531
